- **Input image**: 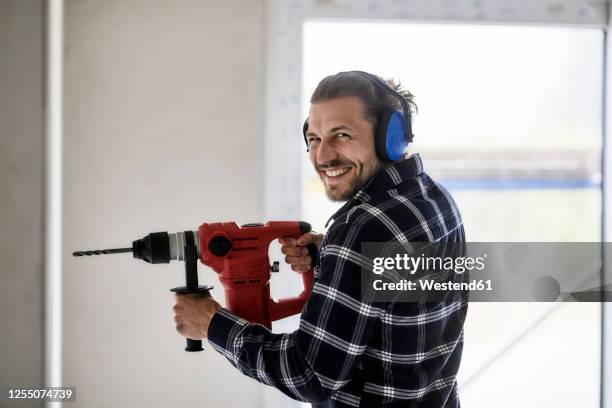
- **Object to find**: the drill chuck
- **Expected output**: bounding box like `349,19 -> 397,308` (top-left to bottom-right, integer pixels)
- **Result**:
168,231 -> 200,261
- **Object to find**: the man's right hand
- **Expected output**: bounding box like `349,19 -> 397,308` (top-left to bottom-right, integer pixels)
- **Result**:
279,232 -> 323,273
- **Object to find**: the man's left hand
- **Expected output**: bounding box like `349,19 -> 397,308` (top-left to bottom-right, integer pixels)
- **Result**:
173,293 -> 221,340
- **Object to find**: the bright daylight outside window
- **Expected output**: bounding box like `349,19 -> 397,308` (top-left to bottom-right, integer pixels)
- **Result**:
301,21 -> 602,407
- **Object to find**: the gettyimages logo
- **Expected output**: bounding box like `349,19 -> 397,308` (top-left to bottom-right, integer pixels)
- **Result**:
372,253 -> 487,275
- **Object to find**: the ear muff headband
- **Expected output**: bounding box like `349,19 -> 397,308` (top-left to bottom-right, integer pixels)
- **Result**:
350,70 -> 413,144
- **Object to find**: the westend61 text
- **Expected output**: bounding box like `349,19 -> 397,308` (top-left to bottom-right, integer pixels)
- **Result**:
373,279 -> 492,292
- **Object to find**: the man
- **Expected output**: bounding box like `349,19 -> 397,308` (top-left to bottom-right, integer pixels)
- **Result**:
173,71 -> 467,407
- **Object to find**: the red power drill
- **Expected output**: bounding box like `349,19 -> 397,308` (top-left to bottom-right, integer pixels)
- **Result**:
73,221 -> 316,352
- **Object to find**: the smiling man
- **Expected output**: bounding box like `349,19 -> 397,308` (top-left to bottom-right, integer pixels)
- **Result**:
173,71 -> 467,407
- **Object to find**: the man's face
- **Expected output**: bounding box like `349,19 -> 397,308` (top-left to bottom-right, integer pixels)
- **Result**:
305,96 -> 384,202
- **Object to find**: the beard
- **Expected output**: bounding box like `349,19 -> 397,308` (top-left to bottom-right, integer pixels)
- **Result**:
324,173 -> 367,202
318,159 -> 381,202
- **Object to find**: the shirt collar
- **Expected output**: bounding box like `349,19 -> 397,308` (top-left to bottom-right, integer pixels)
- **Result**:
325,153 -> 424,227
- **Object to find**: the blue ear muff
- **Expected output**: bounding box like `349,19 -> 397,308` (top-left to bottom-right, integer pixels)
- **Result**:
375,110 -> 408,162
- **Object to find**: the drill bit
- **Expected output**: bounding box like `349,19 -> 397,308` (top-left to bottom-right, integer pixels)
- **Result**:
73,247 -> 132,257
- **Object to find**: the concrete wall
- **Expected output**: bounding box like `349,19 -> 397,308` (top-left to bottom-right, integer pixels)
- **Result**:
0,1 -> 44,407
63,1 -> 269,406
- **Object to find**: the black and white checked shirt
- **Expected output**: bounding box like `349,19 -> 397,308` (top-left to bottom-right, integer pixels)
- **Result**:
208,154 -> 467,407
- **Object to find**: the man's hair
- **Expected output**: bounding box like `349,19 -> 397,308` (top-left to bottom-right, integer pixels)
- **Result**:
310,71 -> 418,127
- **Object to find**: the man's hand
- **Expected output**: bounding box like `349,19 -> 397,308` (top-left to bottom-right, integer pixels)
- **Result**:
279,231 -> 323,273
173,293 -> 221,340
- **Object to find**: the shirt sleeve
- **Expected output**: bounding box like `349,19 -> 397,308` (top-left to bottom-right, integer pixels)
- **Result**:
207,222 -> 383,403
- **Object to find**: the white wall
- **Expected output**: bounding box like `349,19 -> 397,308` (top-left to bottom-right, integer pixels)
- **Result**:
0,2 -> 44,407
63,1 -> 269,406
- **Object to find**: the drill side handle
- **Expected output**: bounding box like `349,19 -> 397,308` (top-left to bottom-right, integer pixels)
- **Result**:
170,231 -> 213,352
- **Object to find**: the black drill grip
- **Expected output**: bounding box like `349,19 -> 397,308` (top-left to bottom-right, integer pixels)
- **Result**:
169,230 -> 213,352
298,221 -> 319,269
306,244 -> 319,269
186,338 -> 203,352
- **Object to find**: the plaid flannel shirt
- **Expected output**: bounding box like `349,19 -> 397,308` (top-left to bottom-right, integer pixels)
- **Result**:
208,154 -> 467,407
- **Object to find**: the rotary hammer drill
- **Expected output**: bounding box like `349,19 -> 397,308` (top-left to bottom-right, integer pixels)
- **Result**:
73,221 -> 316,352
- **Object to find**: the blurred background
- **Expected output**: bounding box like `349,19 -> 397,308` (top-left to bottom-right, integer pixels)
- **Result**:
1,0 -> 611,407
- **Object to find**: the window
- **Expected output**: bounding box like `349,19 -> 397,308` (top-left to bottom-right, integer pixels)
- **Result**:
302,21 -> 602,407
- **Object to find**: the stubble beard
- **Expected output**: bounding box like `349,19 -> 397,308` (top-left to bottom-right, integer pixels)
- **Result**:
323,162 -> 385,202
324,173 -> 366,202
